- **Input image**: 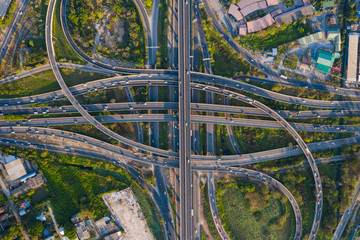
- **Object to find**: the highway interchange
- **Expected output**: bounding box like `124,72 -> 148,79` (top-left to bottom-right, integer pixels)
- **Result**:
0,0 -> 360,238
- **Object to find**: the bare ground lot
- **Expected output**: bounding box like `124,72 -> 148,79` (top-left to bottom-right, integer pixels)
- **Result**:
103,189 -> 154,240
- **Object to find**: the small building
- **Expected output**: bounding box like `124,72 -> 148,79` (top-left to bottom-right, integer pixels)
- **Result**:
36,212 -> 47,221
20,172 -> 37,183
246,14 -> 275,33
266,0 -> 280,7
3,155 -> 17,164
326,14 -> 337,26
4,158 -> 27,181
274,5 -> 314,24
347,33 -> 359,82
323,0 -> 335,11
104,231 -> 122,240
19,209 -> 27,216
20,201 -> 30,209
26,173 -> 45,189
94,217 -> 119,237
0,214 -> 9,222
0,205 -> 8,214
240,1 -> 267,17
327,27 -> 341,52
74,217 -> 97,240
10,173 -> 45,197
316,50 -> 336,73
0,0 -> 11,19
59,228 -> 65,236
228,4 -> 243,21
239,25 -> 247,36
237,0 -> 263,9
298,32 -> 324,45
272,48 -> 278,56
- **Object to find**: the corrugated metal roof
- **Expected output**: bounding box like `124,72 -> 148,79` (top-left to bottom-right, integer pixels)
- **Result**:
266,0 -> 280,6
4,158 -> 27,181
316,64 -> 330,73
246,14 -> 275,33
274,5 -> 314,24
317,50 -> 333,65
327,28 -> 341,52
347,33 -> 359,82
239,25 -> 247,36
237,0 -> 263,9
298,32 -> 324,45
240,1 -> 267,17
316,50 -> 335,73
228,4 -> 243,21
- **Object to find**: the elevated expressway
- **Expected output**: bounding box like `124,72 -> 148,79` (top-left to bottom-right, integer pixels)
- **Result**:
1,113 -> 360,133
207,169 -> 302,240
2,102 -> 360,119
1,125 -> 359,168
36,0 -> 360,237
0,134 -> 303,240
47,0 -> 178,158
4,70 -> 360,109
3,73 -> 360,110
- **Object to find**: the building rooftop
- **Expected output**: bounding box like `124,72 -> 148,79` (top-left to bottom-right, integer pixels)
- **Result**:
237,0 -> 263,9
246,13 -> 275,33
347,33 -> 359,82
0,0 -> 11,19
239,24 -> 247,36
316,50 -> 335,73
228,4 -> 243,21
3,155 -> 17,164
298,32 -> 324,45
274,5 -> 314,24
327,27 -> 341,52
266,0 -> 280,6
240,1 -> 267,17
4,158 -> 26,181
104,231 -> 122,240
323,0 -> 335,10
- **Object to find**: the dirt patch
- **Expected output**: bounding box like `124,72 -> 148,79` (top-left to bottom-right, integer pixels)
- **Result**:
94,8 -> 125,52
103,189 -> 155,240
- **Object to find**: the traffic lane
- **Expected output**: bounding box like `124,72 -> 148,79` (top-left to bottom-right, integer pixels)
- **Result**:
192,73 -> 360,109
60,0 -> 174,75
7,102 -> 360,119
3,72 -> 360,111
0,126 -> 178,167
6,113 -> 355,133
206,168 -> 302,239
0,78 -> 177,107
234,74 -> 360,99
190,82 -> 322,236
192,136 -> 360,162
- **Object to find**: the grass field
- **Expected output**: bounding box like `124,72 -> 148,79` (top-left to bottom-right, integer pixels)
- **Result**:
53,0 -> 86,64
201,184 -> 221,240
215,125 -> 236,156
212,51 -> 250,78
238,21 -> 311,50
283,54 -> 298,70
0,69 -> 109,99
231,126 -> 295,154
0,144 -> 164,240
217,183 -> 295,240
159,122 -> 169,150
157,0 -> 169,68
158,86 -> 169,102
